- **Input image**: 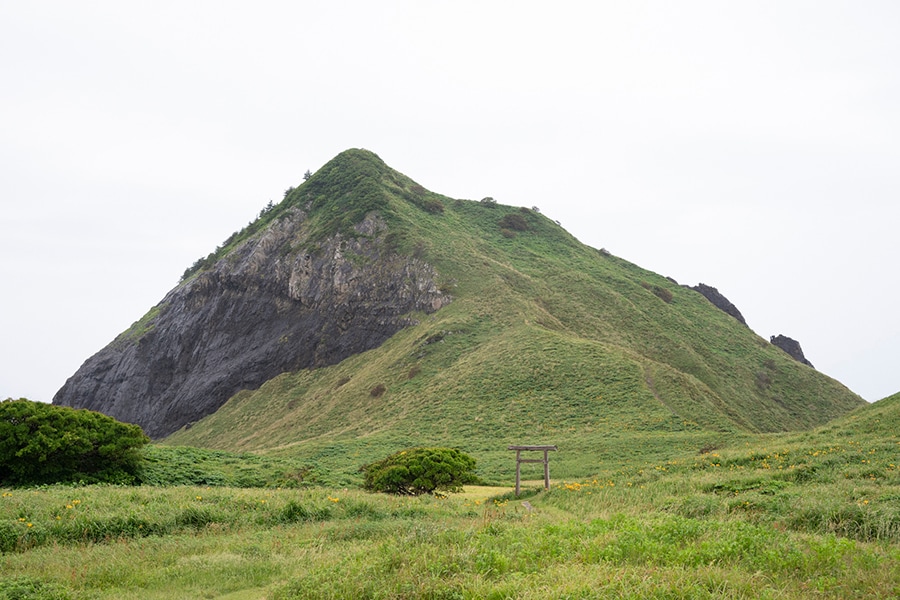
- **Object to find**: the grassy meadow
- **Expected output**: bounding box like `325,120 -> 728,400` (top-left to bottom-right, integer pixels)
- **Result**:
3,394 -> 899,599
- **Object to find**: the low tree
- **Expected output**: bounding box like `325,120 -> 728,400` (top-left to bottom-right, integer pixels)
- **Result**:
0,399 -> 150,485
360,447 -> 479,496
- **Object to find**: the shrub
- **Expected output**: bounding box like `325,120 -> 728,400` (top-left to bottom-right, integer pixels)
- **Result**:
401,187 -> 444,214
640,282 -> 673,303
276,500 -> 312,524
421,198 -> 444,214
498,213 -> 528,232
360,447 -> 479,496
0,398 -> 149,486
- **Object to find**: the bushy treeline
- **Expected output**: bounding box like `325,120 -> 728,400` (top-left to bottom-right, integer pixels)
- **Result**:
0,399 -> 149,486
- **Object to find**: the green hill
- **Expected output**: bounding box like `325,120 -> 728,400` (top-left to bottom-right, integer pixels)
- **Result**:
163,149 -> 863,483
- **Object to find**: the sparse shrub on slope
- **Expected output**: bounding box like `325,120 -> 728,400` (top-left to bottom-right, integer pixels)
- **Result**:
0,398 -> 149,486
641,281 -> 674,303
360,447 -> 480,495
498,212 -> 529,232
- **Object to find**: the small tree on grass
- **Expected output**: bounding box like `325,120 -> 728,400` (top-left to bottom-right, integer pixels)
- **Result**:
0,398 -> 150,486
360,447 -> 479,496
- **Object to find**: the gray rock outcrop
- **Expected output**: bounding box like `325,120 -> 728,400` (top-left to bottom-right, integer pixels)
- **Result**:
770,334 -> 814,368
53,210 -> 451,438
690,283 -> 747,326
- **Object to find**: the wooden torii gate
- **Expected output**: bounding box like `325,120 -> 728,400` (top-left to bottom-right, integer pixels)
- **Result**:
508,445 -> 557,496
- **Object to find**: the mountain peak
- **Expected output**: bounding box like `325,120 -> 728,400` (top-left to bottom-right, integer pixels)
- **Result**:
54,150 -> 863,444
53,149 -> 452,437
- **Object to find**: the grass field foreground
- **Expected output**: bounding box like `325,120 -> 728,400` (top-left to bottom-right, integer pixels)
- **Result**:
3,429 -> 899,599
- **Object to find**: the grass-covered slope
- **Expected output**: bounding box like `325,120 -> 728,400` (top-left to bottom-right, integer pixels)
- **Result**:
164,149 -> 863,481
4,395 -> 898,598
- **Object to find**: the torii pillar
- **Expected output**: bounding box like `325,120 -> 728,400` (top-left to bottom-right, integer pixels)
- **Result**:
508,445 -> 558,496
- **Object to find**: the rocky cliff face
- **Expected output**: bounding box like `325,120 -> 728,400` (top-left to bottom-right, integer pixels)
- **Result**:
53,209 -> 451,438
690,283 -> 747,326
770,334 -> 815,368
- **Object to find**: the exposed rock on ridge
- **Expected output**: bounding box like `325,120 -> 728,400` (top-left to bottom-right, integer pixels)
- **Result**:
770,334 -> 814,368
53,209 -> 451,438
690,283 -> 747,326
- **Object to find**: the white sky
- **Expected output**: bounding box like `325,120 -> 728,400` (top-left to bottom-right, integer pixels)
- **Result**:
2,1 -> 898,404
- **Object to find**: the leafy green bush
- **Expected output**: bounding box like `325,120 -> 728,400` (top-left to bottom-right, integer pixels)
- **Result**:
360,447 -> 479,496
498,213 -> 528,232
0,399 -> 149,486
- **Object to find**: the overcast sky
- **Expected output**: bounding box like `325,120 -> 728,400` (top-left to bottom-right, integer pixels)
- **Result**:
2,1 -> 898,405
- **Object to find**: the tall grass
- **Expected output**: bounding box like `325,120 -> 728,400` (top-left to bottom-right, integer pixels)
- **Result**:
3,482 -> 898,598
3,403 -> 900,599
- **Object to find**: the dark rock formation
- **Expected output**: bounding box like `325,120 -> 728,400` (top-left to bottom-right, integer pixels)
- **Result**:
53,211 -> 451,438
770,334 -> 814,368
690,283 -> 747,326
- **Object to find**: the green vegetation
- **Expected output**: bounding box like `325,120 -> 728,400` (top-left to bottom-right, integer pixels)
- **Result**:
160,148 -> 862,487
498,211 -> 529,231
2,394 -> 899,597
297,148 -> 393,241
26,148 -> 884,596
178,149 -> 429,282
136,445 -> 317,488
0,577 -> 70,600
113,303 -> 166,344
0,399 -> 149,486
641,280 -> 674,303
361,447 -> 480,495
